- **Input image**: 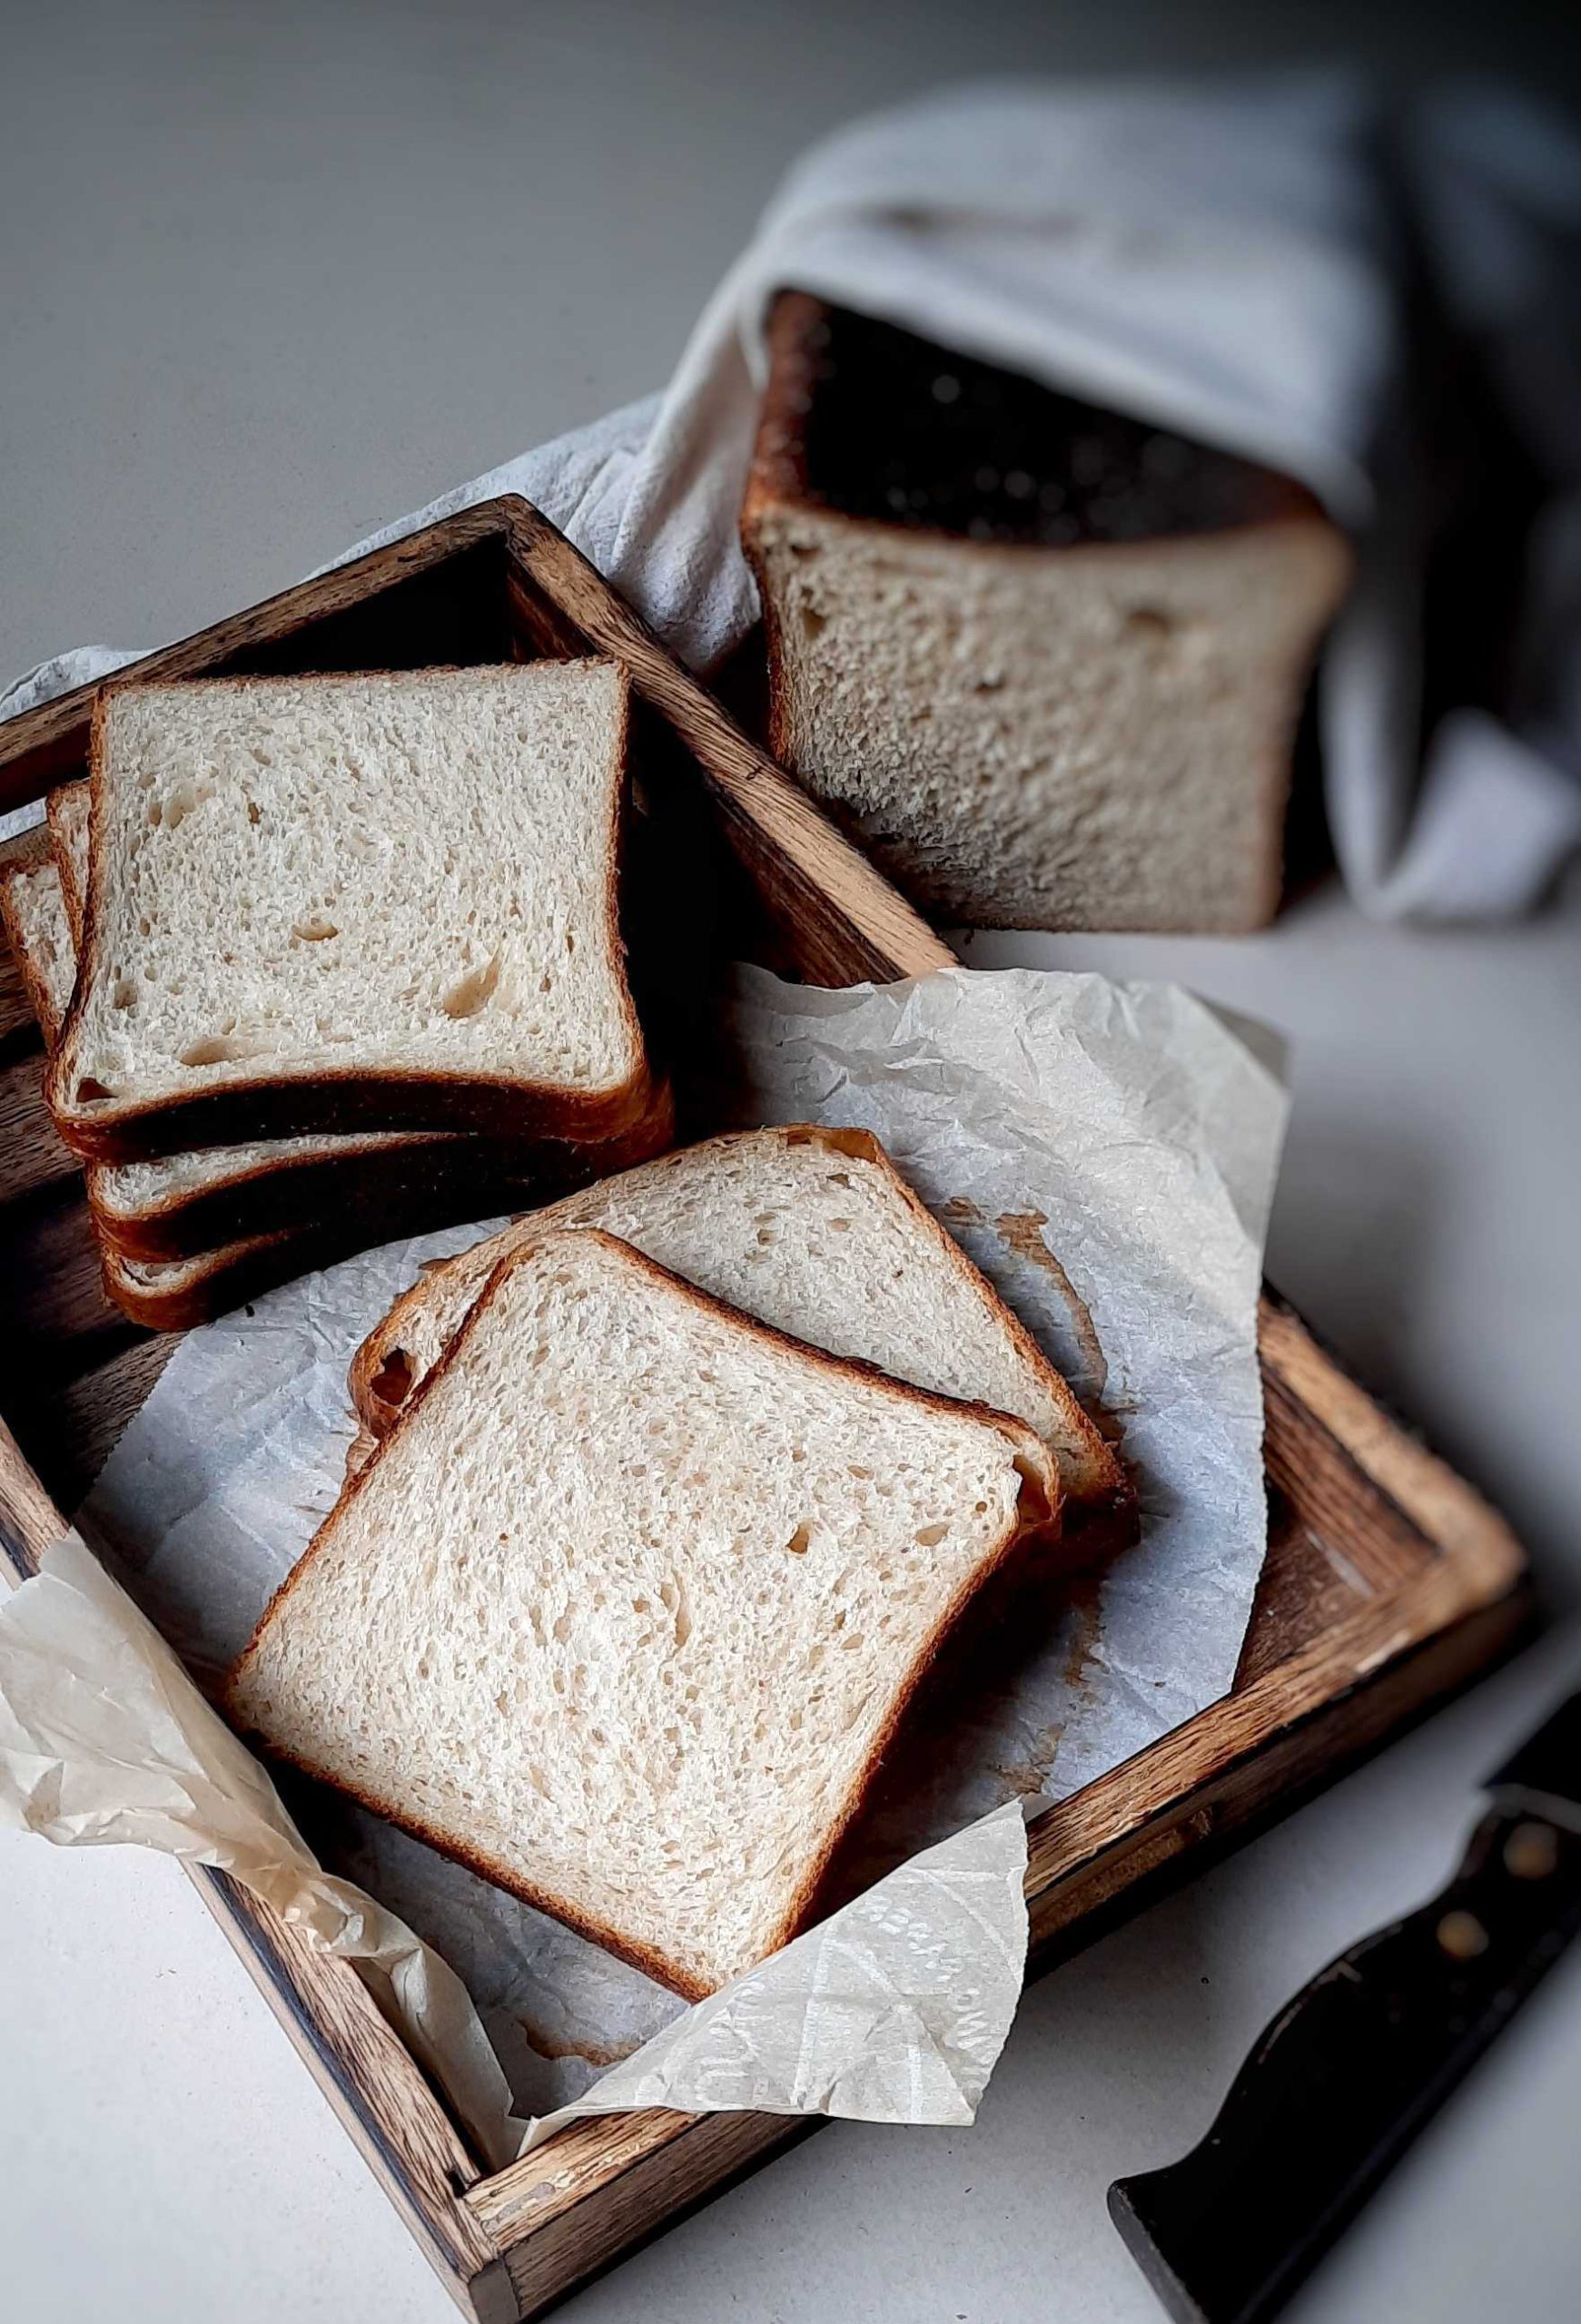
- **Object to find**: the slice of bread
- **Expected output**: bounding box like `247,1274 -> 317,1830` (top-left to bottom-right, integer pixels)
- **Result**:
47,663 -> 654,1160
45,783 -> 675,1256
1,843 -> 675,1320
348,1123 -> 1129,1540
228,1226 -> 1058,1995
742,295 -> 1351,934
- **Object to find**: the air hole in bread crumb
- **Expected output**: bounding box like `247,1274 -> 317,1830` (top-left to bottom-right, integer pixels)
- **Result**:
1126,605 -> 1175,639
154,781 -> 208,830
112,978 -> 137,1009
826,1172 -> 851,1189
179,1033 -> 261,1068
799,603 -> 828,641
914,1522 -> 949,1547
785,1524 -> 812,1555
74,1077 -> 115,1104
849,1465 -> 873,1481
829,1217 -> 851,1232
292,914 -> 339,942
247,799 -> 262,824
442,950 -> 502,1019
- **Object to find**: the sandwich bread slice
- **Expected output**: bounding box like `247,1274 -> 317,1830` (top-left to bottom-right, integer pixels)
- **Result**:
47,662 -> 654,1159
0,844 -> 674,1321
350,1123 -> 1129,1541
36,781 -> 673,1260
228,1226 -> 1058,1995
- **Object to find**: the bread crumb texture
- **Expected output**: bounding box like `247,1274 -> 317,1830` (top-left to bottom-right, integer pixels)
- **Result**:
64,664 -> 640,1104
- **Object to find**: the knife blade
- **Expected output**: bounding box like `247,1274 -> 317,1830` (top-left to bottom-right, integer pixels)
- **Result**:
1108,1689 -> 1581,2324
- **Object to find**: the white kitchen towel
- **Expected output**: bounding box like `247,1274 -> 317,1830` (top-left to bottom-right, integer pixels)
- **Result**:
5,75 -> 1579,916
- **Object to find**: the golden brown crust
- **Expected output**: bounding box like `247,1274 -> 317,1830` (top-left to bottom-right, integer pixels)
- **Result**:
47,666 -> 654,1161
226,1224 -> 1059,1994
349,1121 -> 1126,1521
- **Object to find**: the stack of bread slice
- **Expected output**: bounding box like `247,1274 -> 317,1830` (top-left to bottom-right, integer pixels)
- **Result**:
228,1124 -> 1133,1995
1,660 -> 671,1328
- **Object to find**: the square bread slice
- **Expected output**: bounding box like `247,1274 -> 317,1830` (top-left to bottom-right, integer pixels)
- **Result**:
228,1227 -> 1058,1995
349,1123 -> 1130,1542
47,663 -> 654,1162
0,845 -> 674,1320
2,836 -> 674,1266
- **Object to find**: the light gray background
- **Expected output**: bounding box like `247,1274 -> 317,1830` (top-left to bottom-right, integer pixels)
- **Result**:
4,5 -> 1580,2320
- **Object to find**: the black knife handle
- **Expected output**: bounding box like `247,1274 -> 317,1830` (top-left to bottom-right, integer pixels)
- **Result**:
1108,1805 -> 1581,2324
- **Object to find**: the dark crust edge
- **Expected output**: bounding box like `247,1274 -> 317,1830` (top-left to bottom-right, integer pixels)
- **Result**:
45,664 -> 654,1159
349,1122 -> 1128,1521
224,1224 -> 1060,1996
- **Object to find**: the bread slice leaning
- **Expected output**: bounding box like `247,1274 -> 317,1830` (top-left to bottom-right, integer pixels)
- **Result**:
47,663 -> 655,1161
349,1123 -> 1130,1541
228,1227 -> 1058,1996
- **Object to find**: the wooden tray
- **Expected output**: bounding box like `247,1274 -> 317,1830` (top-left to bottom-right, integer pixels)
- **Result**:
0,498 -> 1527,2322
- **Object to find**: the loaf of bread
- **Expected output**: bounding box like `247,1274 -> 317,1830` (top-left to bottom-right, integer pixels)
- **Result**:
47,664 -> 656,1160
229,1226 -> 1058,1994
742,294 -> 1351,934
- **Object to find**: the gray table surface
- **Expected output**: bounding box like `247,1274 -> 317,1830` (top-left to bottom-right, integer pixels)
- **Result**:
4,6 -> 1579,2320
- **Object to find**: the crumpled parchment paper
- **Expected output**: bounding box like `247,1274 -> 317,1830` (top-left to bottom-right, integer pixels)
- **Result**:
0,964 -> 1285,2154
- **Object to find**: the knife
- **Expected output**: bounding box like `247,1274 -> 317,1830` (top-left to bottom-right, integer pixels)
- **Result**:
1108,1690 -> 1581,2324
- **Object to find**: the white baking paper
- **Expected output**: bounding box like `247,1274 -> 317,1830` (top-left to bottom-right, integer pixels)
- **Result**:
716,967 -> 1289,1843
0,963 -> 1285,2152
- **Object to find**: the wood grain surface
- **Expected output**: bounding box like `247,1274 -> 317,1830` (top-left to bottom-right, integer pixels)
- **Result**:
0,496 -> 1527,2319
